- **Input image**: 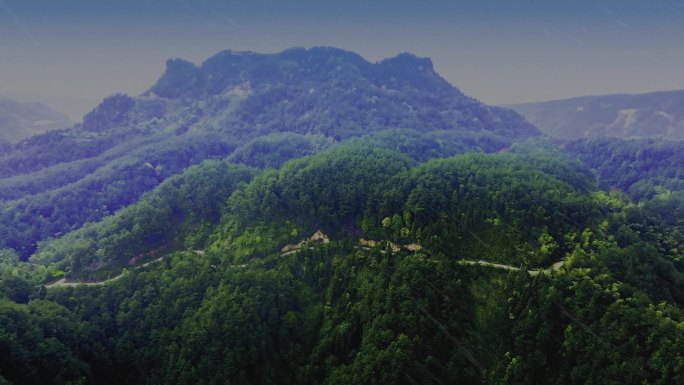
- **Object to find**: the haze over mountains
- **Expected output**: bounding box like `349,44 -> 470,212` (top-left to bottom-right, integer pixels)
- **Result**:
0,97 -> 71,144
508,89 -> 684,140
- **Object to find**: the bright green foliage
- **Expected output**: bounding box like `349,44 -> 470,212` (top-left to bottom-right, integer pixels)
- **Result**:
0,300 -> 94,385
495,269 -> 683,385
405,153 -> 598,266
0,141 -> 682,385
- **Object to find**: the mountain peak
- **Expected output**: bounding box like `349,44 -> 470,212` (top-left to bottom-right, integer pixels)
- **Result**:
145,59 -> 201,99
379,52 -> 434,73
147,47 -> 446,101
139,46 -> 537,140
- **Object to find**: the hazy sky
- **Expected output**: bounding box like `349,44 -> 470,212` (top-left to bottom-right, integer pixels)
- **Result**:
2,0 -> 684,120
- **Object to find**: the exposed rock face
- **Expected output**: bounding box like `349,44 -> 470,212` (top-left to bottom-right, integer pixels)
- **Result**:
508,89 -> 684,140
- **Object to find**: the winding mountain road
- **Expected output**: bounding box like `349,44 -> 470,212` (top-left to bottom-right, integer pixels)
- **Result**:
45,256 -> 168,289
45,236 -> 565,289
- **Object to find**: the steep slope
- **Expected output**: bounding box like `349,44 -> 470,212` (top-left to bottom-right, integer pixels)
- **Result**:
0,96 -> 71,144
508,90 -> 684,140
0,47 -> 539,259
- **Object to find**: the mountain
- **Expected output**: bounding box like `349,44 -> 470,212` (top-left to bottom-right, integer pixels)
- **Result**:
507,89 -> 684,140
0,47 -> 682,385
0,97 -> 71,144
0,47 -> 539,259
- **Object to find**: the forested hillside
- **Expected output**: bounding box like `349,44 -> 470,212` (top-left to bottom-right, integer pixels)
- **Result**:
1,141 -> 683,385
0,48 -> 682,385
0,47 -> 538,260
565,137 -> 684,199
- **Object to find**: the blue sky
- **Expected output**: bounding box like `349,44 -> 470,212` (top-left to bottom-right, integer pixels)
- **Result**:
2,0 -> 683,119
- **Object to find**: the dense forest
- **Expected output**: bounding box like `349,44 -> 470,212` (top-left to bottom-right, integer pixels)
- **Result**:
1,48 -> 682,385
2,142 -> 683,384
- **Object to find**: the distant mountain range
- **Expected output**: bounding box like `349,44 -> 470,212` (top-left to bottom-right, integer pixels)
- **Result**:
507,89 -> 684,140
0,97 -> 71,144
